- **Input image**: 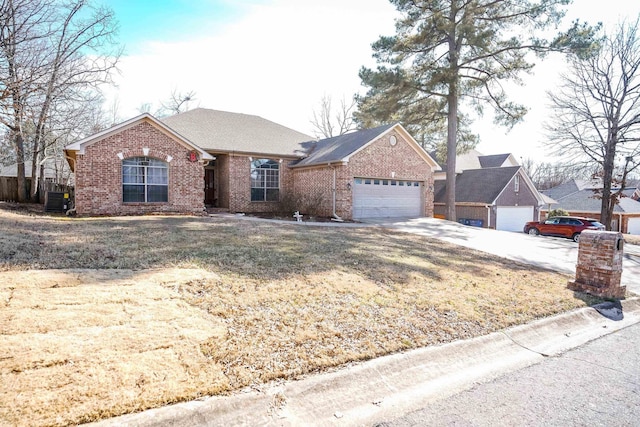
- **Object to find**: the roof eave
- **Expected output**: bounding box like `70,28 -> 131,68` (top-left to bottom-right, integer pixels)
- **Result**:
290,160 -> 348,169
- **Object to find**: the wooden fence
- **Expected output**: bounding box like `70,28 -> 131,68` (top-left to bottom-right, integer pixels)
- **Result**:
0,177 -> 32,202
0,177 -> 73,203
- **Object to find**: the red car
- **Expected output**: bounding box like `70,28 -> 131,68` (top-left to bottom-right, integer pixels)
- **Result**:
523,216 -> 605,242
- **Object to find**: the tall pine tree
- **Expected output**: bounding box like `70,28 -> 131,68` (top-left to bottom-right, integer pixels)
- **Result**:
357,0 -> 597,221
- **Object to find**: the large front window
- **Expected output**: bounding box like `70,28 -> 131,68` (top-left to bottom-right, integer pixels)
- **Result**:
250,158 -> 279,202
122,157 -> 168,203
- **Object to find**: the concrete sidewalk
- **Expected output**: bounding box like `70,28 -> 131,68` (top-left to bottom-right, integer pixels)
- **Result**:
90,299 -> 640,427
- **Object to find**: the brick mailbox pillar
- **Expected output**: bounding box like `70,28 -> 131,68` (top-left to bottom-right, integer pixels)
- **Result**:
568,230 -> 626,299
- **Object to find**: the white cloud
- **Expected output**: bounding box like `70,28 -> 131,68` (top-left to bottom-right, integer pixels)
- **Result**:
107,0 -> 640,163
108,0 -> 397,134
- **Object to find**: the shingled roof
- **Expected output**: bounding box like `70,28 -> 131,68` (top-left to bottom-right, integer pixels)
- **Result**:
434,166 -> 522,204
161,108 -> 313,157
542,185 -> 640,213
478,153 -> 511,168
293,124 -> 396,167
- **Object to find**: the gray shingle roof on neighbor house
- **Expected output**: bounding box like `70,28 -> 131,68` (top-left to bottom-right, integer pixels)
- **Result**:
0,160 -> 65,179
161,108 -> 313,157
544,188 -> 640,213
478,154 -> 510,168
540,179 -> 604,201
293,124 -> 396,167
434,166 -> 521,204
431,150 -> 515,173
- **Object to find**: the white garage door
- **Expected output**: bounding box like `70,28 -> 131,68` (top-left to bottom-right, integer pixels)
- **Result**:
496,206 -> 534,232
628,217 -> 640,235
353,178 -> 422,219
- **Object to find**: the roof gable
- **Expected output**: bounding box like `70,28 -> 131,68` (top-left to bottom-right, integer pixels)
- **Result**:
294,124 -> 394,167
432,149 -> 484,173
434,166 -> 523,204
293,123 -> 439,169
65,113 -> 213,161
161,108 -> 313,157
478,153 -> 514,168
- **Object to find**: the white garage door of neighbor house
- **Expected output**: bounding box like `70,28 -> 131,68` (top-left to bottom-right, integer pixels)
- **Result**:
627,217 -> 640,235
496,206 -> 534,232
353,178 -> 422,219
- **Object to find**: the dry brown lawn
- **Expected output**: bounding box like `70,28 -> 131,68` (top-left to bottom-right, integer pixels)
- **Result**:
0,206 -> 597,426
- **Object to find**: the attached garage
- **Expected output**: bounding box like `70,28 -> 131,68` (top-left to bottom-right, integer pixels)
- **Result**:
353,178 -> 423,219
496,206 -> 534,232
627,217 -> 640,235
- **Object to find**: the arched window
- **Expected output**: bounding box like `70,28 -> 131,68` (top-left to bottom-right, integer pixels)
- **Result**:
122,157 -> 168,203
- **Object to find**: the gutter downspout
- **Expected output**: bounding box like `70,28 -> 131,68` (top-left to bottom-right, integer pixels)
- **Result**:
330,164 -> 343,222
486,205 -> 491,228
619,213 -> 623,233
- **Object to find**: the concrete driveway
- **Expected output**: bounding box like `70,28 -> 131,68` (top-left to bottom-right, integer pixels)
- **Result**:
363,217 -> 640,295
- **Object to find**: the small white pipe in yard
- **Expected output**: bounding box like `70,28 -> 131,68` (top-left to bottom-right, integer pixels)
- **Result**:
331,165 -> 343,222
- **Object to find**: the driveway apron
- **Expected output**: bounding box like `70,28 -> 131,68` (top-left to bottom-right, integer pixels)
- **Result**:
364,217 -> 640,295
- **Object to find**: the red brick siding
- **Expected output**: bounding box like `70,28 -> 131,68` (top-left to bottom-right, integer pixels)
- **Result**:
226,155 -> 296,213
291,166 -> 335,217
568,230 -> 626,298
292,130 -> 434,220
74,121 -> 205,215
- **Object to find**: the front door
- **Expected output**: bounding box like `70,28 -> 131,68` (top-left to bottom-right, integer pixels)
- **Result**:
204,168 -> 215,205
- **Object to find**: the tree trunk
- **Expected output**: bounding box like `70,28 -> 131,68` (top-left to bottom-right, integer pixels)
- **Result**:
30,153 -> 40,202
444,4 -> 459,223
445,86 -> 458,222
600,137 -> 616,230
14,132 -> 28,202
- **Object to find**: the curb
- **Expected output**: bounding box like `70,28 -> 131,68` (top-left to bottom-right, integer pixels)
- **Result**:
89,298 -> 640,427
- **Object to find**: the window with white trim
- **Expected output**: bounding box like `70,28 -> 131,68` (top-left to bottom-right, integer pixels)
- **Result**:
250,158 -> 279,202
514,175 -> 520,192
122,157 -> 168,203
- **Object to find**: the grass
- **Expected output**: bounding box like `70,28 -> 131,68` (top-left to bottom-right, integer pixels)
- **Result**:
0,206 -> 598,426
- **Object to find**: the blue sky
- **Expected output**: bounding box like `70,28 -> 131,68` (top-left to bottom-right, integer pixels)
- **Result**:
100,0 -> 640,162
108,0 -> 258,53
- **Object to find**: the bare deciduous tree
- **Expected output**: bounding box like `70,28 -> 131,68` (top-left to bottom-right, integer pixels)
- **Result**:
547,18 -> 640,229
0,0 -> 120,201
521,158 -> 599,190
310,94 -> 356,138
159,90 -> 197,116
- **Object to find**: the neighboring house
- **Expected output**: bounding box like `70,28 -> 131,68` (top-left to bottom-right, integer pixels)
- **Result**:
433,165 -> 545,231
64,108 -> 439,219
540,179 -> 640,234
432,149 -> 520,181
0,159 -> 68,181
431,150 -> 544,231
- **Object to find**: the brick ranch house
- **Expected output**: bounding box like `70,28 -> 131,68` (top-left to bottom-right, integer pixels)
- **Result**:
64,108 -> 439,219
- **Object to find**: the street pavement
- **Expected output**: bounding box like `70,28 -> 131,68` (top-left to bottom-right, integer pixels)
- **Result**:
375,321 -> 640,427
363,217 -> 640,295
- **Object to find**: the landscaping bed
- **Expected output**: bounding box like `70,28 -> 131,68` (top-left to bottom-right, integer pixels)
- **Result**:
0,207 -> 597,426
